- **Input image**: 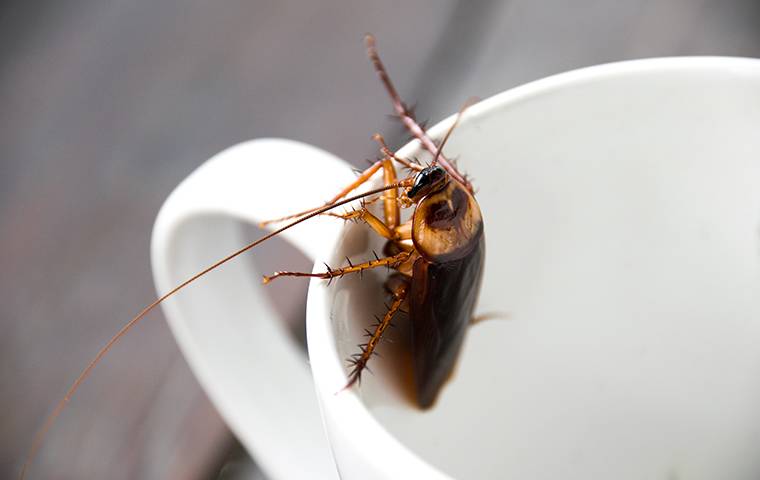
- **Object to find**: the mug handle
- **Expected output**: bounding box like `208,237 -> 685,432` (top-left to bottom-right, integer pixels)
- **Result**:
151,139 -> 356,479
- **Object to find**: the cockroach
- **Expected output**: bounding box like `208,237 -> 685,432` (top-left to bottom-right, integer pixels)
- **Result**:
20,34 -> 484,478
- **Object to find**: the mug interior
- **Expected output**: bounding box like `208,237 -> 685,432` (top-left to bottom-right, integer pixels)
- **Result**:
315,57 -> 760,479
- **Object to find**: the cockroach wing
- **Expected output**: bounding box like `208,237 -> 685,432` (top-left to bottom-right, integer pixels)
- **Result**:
409,234 -> 484,408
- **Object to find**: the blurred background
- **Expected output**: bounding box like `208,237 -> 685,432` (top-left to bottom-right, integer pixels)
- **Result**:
2,0 -> 760,478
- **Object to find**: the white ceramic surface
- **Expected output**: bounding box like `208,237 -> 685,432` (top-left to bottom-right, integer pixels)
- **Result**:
152,57 -> 760,479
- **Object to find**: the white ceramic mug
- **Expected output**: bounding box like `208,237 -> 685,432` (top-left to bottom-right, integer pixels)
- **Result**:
152,57 -> 760,479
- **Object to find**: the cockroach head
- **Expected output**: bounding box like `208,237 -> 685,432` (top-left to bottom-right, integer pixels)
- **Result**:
407,166 -> 448,201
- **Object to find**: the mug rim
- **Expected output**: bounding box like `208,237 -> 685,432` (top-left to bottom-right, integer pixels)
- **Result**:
305,55 -> 760,478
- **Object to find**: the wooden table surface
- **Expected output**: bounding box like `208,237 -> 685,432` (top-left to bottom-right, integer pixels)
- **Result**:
3,0 -> 758,478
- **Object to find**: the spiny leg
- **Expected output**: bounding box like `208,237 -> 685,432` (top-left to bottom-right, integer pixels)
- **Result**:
260,148 -> 413,227
364,34 -> 472,192
382,158 -> 400,229
262,251 -> 411,284
372,133 -> 423,173
345,281 -> 408,388
331,207 -> 412,241
364,34 -> 430,152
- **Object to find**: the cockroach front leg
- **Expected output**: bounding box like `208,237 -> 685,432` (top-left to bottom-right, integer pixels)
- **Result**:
260,147 -> 411,227
345,280 -> 408,388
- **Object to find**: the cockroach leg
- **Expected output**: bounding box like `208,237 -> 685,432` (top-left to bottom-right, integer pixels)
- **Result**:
372,133 -> 424,172
259,160 -> 385,226
364,34 -> 472,192
344,281 -> 408,388
382,158 -> 400,228
262,251 -> 411,284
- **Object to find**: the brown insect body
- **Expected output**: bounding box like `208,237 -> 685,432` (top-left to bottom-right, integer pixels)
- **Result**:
338,165 -> 484,406
408,180 -> 484,407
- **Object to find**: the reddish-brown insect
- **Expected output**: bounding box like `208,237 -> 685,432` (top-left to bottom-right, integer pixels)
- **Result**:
20,34 -> 484,478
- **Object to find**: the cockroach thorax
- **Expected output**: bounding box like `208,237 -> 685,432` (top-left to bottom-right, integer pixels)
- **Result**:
411,181 -> 483,263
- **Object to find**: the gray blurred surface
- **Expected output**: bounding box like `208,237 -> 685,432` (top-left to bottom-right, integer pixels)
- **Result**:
2,1 -> 759,479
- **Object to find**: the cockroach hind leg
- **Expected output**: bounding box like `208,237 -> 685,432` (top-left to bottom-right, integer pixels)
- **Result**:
335,282 -> 407,395
335,356 -> 369,395
366,34 -> 473,192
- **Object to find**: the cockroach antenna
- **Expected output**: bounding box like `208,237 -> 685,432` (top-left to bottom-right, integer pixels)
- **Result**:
431,98 -> 478,167
19,180 -> 410,480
